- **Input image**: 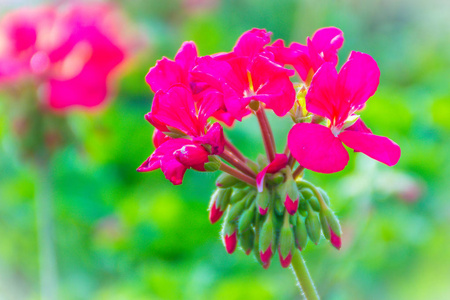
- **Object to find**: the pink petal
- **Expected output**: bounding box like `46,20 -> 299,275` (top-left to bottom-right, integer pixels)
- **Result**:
148,84 -> 201,136
145,58 -> 186,92
256,154 -> 288,192
335,51 -> 380,124
174,41 -> 198,74
345,118 -> 372,134
152,129 -> 170,148
193,122 -> 225,155
233,28 -> 272,58
310,27 -> 344,66
224,231 -> 237,254
339,130 -> 401,167
197,90 -> 224,126
305,63 -> 338,120
288,123 -> 349,173
174,144 -> 209,167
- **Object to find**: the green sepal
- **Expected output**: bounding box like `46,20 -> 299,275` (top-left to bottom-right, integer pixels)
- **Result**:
259,217 -> 274,252
230,188 -> 249,204
319,210 -> 331,240
238,203 -> 256,232
239,227 -> 255,254
324,208 -> 341,237
294,214 -> 308,250
204,162 -> 220,172
216,173 -> 240,188
256,188 -> 270,210
217,188 -> 232,211
305,204 -> 321,244
279,224 -> 294,258
309,196 -> 321,211
227,199 -> 247,221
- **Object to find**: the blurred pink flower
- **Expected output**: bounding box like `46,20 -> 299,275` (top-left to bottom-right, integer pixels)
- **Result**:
0,3 -> 130,111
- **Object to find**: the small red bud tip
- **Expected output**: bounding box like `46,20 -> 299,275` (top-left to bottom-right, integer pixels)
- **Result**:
260,246 -> 273,264
284,196 -> 299,215
330,228 -> 341,250
209,202 -> 224,224
262,260 -> 271,269
258,206 -> 268,215
279,250 -> 292,268
245,249 -> 252,255
216,183 -> 223,187
224,231 -> 237,254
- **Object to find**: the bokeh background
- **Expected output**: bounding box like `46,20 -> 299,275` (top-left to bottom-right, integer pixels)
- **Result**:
0,0 -> 449,299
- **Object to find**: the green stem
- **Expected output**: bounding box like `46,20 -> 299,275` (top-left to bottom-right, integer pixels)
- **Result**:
35,157 -> 58,300
290,249 -> 320,300
220,150 -> 256,178
219,162 -> 257,187
255,108 -> 276,162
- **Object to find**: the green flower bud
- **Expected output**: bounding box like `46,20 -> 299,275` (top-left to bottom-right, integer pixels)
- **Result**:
295,215 -> 308,250
239,228 -> 255,255
238,204 -> 256,232
227,199 -> 247,221
230,188 -> 249,204
259,217 -> 274,253
256,154 -> 268,172
217,188 -> 232,211
286,179 -> 299,203
216,173 -> 240,188
279,224 -> 294,259
324,208 -> 341,237
256,188 -> 270,215
316,187 -> 331,206
319,210 -> 331,240
204,162 -> 221,172
309,196 -> 321,211
267,173 -> 284,185
305,204 -> 321,245
234,181 -> 248,189
247,160 -> 259,174
300,188 -> 314,200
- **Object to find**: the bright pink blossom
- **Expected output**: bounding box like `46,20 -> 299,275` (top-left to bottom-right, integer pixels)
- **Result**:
269,27 -> 344,83
288,51 -> 401,173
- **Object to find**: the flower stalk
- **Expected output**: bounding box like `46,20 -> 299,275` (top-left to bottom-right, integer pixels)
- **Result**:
290,249 -> 320,300
224,138 -> 247,162
219,162 -> 257,187
256,107 -> 276,162
220,150 -> 256,178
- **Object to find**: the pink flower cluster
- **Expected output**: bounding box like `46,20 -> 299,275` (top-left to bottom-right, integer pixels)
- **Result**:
139,27 -> 400,183
0,3 -> 129,111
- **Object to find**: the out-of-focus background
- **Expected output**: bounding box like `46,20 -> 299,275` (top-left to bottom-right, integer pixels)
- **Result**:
0,0 -> 449,299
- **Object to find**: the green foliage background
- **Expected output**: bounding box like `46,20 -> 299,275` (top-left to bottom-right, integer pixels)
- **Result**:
0,0 -> 449,299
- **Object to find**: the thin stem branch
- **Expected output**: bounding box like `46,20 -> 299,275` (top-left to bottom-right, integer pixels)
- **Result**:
290,249 -> 320,300
224,138 -> 247,162
219,163 -> 257,187
256,108 -> 276,162
220,150 -> 256,178
293,165 -> 305,179
35,157 -> 58,300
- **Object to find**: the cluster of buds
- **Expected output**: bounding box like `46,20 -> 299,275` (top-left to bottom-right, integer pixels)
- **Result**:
211,164 -> 342,269
138,27 -> 401,270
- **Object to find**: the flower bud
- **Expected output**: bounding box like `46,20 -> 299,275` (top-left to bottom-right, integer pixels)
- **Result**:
256,188 -> 270,215
259,217 -> 274,263
319,210 -> 331,240
204,161 -> 221,172
308,196 -> 321,212
216,172 -> 240,188
305,204 -> 321,245
208,189 -> 229,224
294,215 -> 308,250
323,208 -> 342,250
227,197 -> 247,221
238,204 -> 255,232
224,233 -> 237,254
285,179 -> 299,215
316,187 -> 331,206
274,186 -> 285,216
278,224 -> 294,268
239,228 -> 255,255
230,188 -> 250,204
260,246 -> 273,269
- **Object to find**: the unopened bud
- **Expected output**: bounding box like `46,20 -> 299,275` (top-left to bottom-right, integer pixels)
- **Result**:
278,225 -> 294,268
230,188 -> 249,204
285,179 -> 299,215
323,208 -> 342,250
256,188 -> 270,215
239,228 -> 255,255
319,210 -> 331,240
259,217 -> 274,256
294,215 -> 308,250
216,173 -> 240,188
238,204 -> 255,232
204,162 -> 221,172
308,196 -> 321,211
223,222 -> 237,254
305,204 -> 321,245
208,189 -> 229,224
260,245 -> 273,269
227,200 -> 247,222
316,187 -> 331,206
